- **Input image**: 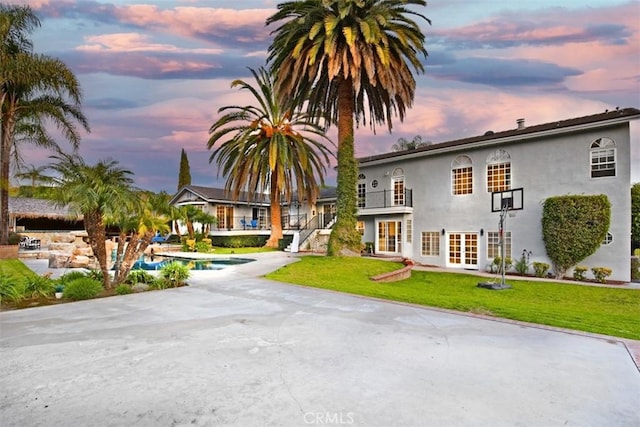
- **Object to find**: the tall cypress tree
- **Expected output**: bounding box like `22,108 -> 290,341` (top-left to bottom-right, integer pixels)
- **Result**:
178,148 -> 191,190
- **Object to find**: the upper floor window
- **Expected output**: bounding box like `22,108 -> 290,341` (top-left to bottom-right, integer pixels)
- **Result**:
452,155 -> 473,195
392,168 -> 405,206
590,137 -> 615,178
487,149 -> 511,192
357,182 -> 366,208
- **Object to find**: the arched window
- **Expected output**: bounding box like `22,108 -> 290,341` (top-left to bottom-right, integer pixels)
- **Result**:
452,155 -> 473,195
486,149 -> 511,192
357,174 -> 366,208
590,137 -> 616,178
392,168 -> 405,205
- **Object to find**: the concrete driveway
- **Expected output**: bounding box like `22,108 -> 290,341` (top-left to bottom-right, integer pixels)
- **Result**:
1,253 -> 639,426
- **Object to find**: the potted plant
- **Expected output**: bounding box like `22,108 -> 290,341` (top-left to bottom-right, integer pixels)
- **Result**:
54,284 -> 64,299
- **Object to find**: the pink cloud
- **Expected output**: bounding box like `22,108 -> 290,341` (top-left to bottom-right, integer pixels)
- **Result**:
113,6 -> 273,43
77,33 -> 222,54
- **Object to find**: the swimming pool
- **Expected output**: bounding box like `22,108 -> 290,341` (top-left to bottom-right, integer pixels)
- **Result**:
132,256 -> 255,271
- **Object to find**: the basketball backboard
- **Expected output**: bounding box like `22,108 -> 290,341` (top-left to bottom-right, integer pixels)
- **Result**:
491,188 -> 523,212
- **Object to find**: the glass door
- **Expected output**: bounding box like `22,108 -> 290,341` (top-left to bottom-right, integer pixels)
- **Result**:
447,232 -> 478,269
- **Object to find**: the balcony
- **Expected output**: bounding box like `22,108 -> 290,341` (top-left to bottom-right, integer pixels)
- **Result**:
358,189 -> 413,215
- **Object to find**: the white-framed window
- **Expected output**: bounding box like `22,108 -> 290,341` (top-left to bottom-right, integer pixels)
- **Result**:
421,231 -> 440,256
392,168 -> 405,206
487,149 -> 511,192
356,220 -> 365,235
602,232 -> 613,245
452,155 -> 473,195
216,205 -> 234,229
487,231 -> 512,259
357,181 -> 366,208
406,220 -> 412,243
590,137 -> 616,178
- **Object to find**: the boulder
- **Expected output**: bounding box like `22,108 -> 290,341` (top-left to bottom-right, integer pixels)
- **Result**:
51,232 -> 74,243
68,255 -> 90,268
48,242 -> 75,253
48,252 -> 71,268
74,247 -> 93,257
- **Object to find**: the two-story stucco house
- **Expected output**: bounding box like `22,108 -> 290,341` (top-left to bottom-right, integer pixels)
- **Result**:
355,107 -> 639,282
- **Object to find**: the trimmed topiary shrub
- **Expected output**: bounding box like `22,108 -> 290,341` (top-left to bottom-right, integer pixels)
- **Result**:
63,277 -> 103,300
533,262 -> 550,278
591,267 -> 612,283
542,194 -> 610,278
572,266 -> 588,281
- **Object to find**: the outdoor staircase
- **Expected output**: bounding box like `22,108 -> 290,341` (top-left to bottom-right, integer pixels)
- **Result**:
284,213 -> 335,252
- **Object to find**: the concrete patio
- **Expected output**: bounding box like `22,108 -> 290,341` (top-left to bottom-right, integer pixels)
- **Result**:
1,252 -> 639,426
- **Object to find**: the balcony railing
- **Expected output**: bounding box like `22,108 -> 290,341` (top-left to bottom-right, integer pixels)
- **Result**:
358,188 -> 413,209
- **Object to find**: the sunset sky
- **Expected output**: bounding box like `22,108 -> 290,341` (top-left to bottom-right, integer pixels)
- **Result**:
15,0 -> 640,192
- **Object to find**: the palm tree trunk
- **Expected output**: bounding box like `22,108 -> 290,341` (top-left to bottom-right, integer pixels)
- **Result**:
114,231 -> 152,286
266,174 -> 283,248
85,211 -> 111,289
328,77 -> 361,256
0,105 -> 16,245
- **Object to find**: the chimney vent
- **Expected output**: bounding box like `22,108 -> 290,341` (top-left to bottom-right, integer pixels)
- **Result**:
516,118 -> 525,130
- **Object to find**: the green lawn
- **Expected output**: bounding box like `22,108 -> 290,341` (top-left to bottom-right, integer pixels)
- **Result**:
0,259 -> 37,279
211,246 -> 278,255
266,256 -> 640,340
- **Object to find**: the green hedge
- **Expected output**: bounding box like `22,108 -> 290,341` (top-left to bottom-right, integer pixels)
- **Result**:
212,235 -> 269,248
278,235 -> 294,251
542,194 -> 610,278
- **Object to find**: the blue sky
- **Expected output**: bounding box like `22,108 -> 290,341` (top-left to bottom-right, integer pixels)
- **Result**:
15,0 -> 640,191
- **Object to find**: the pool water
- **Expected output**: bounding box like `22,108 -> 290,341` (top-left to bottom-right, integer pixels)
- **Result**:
132,256 -> 255,271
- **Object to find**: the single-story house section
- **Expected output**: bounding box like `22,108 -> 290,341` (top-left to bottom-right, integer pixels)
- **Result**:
9,197 -> 82,232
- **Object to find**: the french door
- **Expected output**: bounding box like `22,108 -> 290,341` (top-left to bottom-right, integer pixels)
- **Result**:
378,221 -> 402,254
447,232 -> 478,269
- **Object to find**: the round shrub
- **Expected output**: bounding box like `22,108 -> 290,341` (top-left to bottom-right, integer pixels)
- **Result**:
63,277 -> 103,300
160,261 -> 190,286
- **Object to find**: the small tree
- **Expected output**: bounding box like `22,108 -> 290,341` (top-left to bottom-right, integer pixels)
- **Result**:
177,148 -> 191,191
542,194 -> 610,278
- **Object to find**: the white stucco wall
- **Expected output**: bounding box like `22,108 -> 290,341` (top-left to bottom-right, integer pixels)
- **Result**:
358,120 -> 634,282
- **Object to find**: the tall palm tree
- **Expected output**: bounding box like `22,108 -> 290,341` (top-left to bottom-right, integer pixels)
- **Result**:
1,4 -> 89,245
49,153 -> 135,289
266,0 -> 429,255
207,67 -> 333,248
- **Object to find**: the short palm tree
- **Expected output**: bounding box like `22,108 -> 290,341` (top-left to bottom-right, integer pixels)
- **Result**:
49,153 -> 135,289
1,4 -> 89,245
109,191 -> 170,285
15,163 -> 50,187
266,0 -> 429,255
207,67 -> 333,248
